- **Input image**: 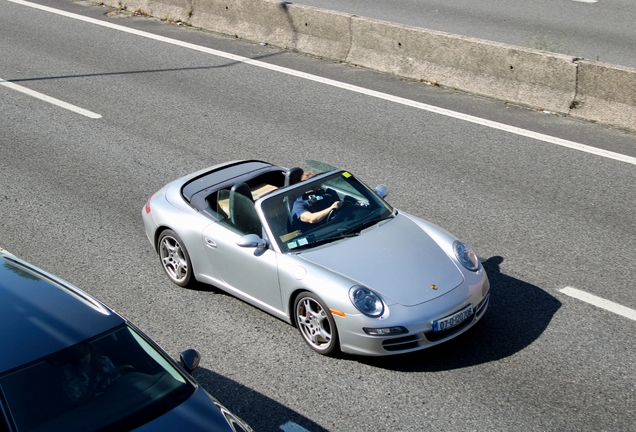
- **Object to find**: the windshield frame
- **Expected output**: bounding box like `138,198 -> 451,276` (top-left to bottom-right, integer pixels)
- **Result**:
0,323 -> 196,432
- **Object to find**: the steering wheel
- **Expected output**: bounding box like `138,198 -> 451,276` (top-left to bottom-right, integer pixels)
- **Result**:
326,200 -> 353,222
325,201 -> 342,222
91,365 -> 135,395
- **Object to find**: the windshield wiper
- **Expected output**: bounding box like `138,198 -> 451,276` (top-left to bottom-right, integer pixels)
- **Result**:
344,214 -> 394,235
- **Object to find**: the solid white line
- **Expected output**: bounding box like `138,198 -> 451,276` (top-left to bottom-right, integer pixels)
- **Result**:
560,287 -> 636,321
7,0 -> 635,165
280,421 -> 311,432
0,78 -> 102,119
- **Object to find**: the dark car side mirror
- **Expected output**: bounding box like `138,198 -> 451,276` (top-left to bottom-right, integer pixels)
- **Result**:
180,349 -> 201,374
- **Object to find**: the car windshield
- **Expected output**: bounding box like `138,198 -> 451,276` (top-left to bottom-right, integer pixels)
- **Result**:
260,170 -> 394,253
0,325 -> 194,432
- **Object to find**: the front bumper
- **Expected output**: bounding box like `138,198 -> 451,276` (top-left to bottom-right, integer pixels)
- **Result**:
336,276 -> 490,356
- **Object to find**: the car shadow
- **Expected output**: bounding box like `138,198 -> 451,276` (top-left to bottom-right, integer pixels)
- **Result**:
350,256 -> 562,371
192,367 -> 329,432
186,279 -> 224,293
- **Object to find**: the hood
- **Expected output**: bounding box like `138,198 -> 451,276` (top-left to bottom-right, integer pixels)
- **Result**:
133,387 -> 239,432
298,214 -> 464,306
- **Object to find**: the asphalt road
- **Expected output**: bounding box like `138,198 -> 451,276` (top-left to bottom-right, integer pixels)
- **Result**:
293,0 -> 636,69
1,0 -> 635,431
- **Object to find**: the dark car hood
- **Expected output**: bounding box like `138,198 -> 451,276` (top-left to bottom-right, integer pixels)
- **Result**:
298,214 -> 464,306
133,387 -> 236,432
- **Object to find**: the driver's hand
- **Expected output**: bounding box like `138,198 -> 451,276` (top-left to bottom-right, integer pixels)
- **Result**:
331,201 -> 340,209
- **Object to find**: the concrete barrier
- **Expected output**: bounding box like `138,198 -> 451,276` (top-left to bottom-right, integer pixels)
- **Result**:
346,17 -> 578,114
571,61 -> 636,132
189,0 -> 352,60
101,0 -> 636,133
107,0 -> 193,22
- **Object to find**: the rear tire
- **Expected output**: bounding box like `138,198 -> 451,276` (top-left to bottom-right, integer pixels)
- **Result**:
157,229 -> 195,288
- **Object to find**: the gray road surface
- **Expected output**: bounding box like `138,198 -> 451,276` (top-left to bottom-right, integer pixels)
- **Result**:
1,0 -> 635,430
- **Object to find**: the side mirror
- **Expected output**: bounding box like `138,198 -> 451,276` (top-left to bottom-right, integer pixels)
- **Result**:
374,184 -> 388,199
180,349 -> 201,374
237,234 -> 267,249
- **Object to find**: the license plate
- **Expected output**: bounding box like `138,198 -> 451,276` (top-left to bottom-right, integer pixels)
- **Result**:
433,304 -> 474,332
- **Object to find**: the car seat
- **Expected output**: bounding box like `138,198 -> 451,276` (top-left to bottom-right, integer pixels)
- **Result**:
284,167 -> 303,187
229,183 -> 262,236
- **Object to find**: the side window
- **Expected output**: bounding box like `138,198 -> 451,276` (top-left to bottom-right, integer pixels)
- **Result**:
213,188 -> 262,236
215,190 -> 231,221
213,189 -> 239,233
201,190 -> 229,222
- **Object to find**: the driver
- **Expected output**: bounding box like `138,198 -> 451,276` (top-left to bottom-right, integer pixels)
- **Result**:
62,343 -> 118,403
291,171 -> 340,233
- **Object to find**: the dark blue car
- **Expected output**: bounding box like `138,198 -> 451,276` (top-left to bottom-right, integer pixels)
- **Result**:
0,252 -> 252,432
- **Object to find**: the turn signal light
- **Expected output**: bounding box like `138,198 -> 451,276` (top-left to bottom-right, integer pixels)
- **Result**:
330,309 -> 346,317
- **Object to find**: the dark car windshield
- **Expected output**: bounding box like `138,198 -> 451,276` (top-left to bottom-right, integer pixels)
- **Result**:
260,170 -> 394,253
0,325 -> 195,432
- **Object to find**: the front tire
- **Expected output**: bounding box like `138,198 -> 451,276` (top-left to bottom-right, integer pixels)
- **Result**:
294,291 -> 340,356
158,229 -> 195,288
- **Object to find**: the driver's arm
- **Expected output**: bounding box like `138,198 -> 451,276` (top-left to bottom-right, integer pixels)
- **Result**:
300,201 -> 340,224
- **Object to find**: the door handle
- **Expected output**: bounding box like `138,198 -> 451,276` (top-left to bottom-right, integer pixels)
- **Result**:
205,237 -> 217,249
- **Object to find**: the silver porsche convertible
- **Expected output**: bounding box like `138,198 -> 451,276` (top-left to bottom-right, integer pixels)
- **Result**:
142,160 -> 490,356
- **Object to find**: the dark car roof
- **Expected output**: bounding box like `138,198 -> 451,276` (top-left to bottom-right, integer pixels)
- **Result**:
0,254 -> 124,373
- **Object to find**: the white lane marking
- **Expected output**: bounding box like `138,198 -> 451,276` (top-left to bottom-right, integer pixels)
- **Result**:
0,78 -> 102,119
572,0 -> 598,3
560,287 -> 636,321
280,421 -> 311,432
7,0 -> 635,165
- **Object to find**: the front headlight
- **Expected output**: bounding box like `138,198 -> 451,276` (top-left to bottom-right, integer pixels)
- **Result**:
213,402 -> 254,432
453,241 -> 480,271
349,286 -> 384,317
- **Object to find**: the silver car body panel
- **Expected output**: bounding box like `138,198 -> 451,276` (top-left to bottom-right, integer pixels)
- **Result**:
296,213 -> 465,306
142,161 -> 490,356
